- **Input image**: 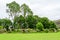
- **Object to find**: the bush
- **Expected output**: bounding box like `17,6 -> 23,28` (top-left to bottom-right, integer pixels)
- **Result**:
44,29 -> 49,33
49,28 -> 57,32
0,26 -> 3,30
27,28 -> 31,32
28,29 -> 36,33
36,22 -> 44,31
0,26 -> 5,33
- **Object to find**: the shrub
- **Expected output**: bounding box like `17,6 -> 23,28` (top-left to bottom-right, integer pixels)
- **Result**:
0,26 -> 3,30
36,22 -> 44,31
50,28 -> 57,32
27,28 -> 31,32
0,26 -> 5,33
44,29 -> 49,33
26,28 -> 36,33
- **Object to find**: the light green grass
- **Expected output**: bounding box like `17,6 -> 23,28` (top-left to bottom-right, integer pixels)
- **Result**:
0,32 -> 60,40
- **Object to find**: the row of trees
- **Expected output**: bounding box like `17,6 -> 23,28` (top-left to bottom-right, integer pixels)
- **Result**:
0,1 -> 57,33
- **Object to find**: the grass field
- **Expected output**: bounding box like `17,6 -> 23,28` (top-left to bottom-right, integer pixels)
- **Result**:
0,32 -> 60,40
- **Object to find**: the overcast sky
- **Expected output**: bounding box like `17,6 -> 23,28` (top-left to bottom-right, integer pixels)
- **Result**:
0,0 -> 60,20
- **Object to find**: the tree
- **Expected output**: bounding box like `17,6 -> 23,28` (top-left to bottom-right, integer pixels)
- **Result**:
0,19 -> 4,30
49,21 -> 57,29
13,15 -> 26,29
33,15 -> 41,23
40,17 -> 50,29
6,1 -> 20,20
1,19 -> 12,31
13,16 -> 19,29
26,15 -> 37,29
21,3 -> 33,18
36,22 -> 44,31
0,19 -> 2,26
21,4 -> 33,29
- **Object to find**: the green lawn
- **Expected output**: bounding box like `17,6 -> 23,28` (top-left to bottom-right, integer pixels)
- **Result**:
0,32 -> 60,40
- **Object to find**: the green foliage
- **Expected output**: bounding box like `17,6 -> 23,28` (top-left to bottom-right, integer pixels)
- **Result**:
18,15 -> 25,24
22,22 -> 28,29
44,29 -> 49,33
40,17 -> 50,29
0,19 -> 12,31
26,15 -> 37,29
3,1 -> 58,33
21,4 -> 33,29
21,3 -> 33,17
0,19 -> 2,26
14,15 -> 27,29
0,26 -> 3,29
49,21 -> 57,28
7,1 -> 20,15
36,22 -> 44,31
33,15 -> 41,22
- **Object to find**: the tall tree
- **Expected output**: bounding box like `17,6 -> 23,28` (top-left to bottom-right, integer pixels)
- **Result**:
6,1 -> 20,20
21,3 -> 33,18
21,4 -> 33,28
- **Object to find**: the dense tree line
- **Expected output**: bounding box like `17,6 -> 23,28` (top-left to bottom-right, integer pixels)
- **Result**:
0,1 -> 58,33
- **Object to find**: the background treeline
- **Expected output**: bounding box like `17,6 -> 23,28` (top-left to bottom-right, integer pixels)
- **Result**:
0,1 -> 58,33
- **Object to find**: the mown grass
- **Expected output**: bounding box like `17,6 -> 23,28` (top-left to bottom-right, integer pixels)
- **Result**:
0,32 -> 60,40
